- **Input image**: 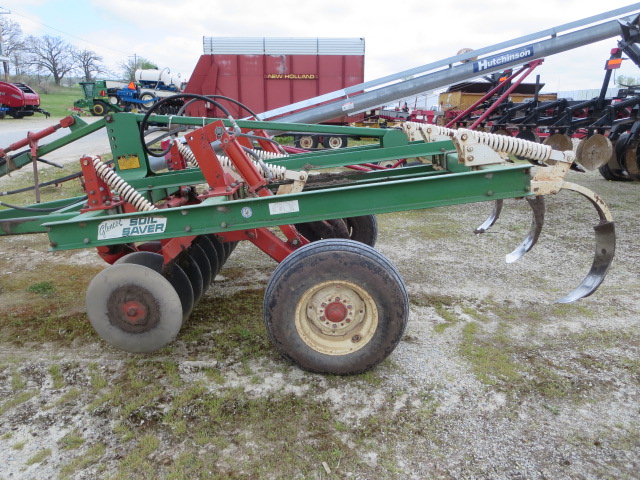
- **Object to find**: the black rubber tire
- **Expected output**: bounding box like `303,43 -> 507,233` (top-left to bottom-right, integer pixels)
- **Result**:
344,215 -> 378,247
294,215 -> 378,247
115,251 -> 194,322
86,264 -> 183,353
140,92 -> 156,109
598,163 -> 630,181
294,135 -> 319,149
322,135 -> 348,149
91,101 -> 109,116
599,133 -> 632,181
294,219 -> 349,243
624,141 -> 640,181
263,239 -> 409,375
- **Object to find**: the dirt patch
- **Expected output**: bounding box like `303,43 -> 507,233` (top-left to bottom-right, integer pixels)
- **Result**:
0,168 -> 639,479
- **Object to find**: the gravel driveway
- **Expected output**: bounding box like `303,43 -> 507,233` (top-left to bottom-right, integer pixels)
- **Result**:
0,124 -> 638,479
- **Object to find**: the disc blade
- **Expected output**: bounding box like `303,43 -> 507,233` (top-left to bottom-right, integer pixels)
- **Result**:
86,264 -> 182,353
575,134 -> 613,170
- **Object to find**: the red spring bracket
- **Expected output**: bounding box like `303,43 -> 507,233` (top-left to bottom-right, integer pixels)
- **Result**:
79,156 -> 124,212
162,139 -> 189,171
185,120 -> 266,195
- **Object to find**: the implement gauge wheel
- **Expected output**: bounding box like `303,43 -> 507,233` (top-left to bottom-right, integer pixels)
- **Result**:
263,239 -> 408,374
86,264 -> 183,353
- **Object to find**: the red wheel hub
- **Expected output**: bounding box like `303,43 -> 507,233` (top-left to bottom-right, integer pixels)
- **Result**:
324,301 -> 348,323
121,300 -> 148,324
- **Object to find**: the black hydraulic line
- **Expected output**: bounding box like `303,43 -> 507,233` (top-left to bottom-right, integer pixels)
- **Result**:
139,93 -> 234,157
0,159 -> 114,197
0,196 -> 87,212
143,125 -> 192,153
1,171 -> 83,196
36,158 -> 64,168
241,146 -> 273,182
178,94 -> 260,119
1,148 -> 63,170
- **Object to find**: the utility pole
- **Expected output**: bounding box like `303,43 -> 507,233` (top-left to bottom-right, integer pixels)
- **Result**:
128,53 -> 139,81
0,7 -> 10,82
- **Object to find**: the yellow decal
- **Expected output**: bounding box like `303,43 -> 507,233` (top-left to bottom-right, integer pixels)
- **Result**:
117,155 -> 141,170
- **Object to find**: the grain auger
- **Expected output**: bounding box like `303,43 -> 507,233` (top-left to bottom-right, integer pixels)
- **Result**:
403,122 -> 615,304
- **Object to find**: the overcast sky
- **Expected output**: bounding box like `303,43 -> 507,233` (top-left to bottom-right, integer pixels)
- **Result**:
2,0 -> 640,95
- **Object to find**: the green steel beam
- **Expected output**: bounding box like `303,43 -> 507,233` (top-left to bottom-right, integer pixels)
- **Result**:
0,197 -> 87,235
43,164 -> 531,251
273,140 -> 451,170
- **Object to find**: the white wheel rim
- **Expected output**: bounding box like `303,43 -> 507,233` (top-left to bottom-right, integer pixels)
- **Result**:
295,280 -> 378,355
328,137 -> 342,149
299,136 -> 314,149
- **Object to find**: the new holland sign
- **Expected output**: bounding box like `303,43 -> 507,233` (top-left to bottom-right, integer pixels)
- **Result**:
265,74 -> 318,79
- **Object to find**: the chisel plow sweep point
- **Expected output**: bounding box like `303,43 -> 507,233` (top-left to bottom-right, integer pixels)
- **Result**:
408,123 -> 617,304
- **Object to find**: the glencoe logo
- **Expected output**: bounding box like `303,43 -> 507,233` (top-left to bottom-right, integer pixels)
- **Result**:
473,47 -> 534,73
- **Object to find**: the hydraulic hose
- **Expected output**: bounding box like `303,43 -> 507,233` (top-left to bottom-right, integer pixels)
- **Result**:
139,93 -> 234,157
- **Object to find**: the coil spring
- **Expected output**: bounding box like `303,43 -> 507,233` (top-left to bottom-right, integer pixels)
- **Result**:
460,128 -> 552,163
177,141 -> 290,180
177,141 -> 199,167
91,156 -> 157,212
405,123 -> 554,163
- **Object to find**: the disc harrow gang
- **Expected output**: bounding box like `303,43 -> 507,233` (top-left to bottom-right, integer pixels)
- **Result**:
0,95 -> 618,373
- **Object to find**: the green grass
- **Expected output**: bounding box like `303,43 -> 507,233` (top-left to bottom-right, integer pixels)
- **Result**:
59,443 -> 105,479
27,281 -> 56,295
38,86 -> 83,117
49,364 -> 65,389
460,322 -> 523,387
59,430 -> 84,450
25,448 -> 52,466
0,390 -> 37,416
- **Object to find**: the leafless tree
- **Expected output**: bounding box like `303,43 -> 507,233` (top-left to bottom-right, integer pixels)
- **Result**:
73,48 -> 110,81
23,34 -> 76,86
0,16 -> 26,76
